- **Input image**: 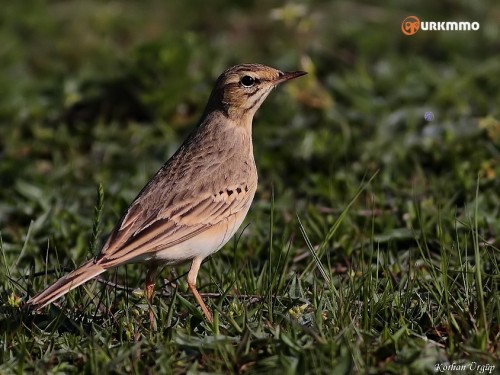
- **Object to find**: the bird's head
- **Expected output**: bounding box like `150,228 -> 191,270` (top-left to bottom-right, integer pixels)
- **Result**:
205,64 -> 306,122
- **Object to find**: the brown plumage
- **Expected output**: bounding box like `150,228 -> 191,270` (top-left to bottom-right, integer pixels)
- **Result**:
25,64 -> 306,325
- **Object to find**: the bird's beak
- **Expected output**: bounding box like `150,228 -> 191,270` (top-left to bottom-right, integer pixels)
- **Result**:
275,70 -> 307,85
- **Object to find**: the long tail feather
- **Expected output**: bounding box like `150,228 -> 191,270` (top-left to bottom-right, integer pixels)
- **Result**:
25,260 -> 106,310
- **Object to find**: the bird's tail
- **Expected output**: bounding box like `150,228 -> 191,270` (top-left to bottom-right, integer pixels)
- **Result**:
25,259 -> 106,310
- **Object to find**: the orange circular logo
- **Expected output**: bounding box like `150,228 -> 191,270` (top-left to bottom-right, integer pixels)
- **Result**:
402,16 -> 420,35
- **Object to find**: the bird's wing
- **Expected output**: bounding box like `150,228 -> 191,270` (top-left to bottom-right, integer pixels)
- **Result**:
96,181 -> 254,268
96,118 -> 256,267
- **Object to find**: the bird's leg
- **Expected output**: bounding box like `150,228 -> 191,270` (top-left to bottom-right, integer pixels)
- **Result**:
188,257 -> 213,323
145,265 -> 158,330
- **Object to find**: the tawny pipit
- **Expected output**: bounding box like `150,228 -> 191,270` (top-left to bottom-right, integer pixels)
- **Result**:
25,64 -> 306,323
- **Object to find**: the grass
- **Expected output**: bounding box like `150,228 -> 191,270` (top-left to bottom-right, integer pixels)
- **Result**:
0,0 -> 499,373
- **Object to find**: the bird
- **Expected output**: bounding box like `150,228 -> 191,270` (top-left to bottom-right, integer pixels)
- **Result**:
25,63 -> 307,325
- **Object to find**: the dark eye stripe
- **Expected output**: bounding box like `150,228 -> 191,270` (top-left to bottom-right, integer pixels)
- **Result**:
225,82 -> 259,97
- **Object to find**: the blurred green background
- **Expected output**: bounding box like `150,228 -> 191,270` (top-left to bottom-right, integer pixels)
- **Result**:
0,0 -> 499,373
1,0 -> 498,259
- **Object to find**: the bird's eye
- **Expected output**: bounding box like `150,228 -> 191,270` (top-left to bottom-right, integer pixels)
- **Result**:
240,75 -> 255,87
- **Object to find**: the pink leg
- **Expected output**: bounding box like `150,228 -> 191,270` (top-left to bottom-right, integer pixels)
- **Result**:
145,266 -> 158,330
188,257 -> 213,323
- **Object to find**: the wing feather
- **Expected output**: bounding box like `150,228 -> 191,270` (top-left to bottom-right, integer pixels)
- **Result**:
97,183 -> 255,268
